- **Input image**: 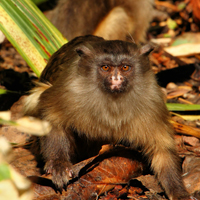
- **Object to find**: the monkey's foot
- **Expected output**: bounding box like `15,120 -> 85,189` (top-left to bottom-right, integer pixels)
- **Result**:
44,159 -> 74,189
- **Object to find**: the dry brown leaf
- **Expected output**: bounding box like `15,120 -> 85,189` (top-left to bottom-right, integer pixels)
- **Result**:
183,156 -> 200,194
189,0 -> 200,23
0,111 -> 51,136
172,120 -> 200,139
182,136 -> 200,147
10,144 -> 145,200
164,43 -> 200,57
155,0 -> 178,11
30,146 -> 144,200
167,86 -> 192,99
0,126 -> 31,145
16,116 -> 51,136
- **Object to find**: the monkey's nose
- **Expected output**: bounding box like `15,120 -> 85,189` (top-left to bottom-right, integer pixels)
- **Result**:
111,74 -> 123,81
110,75 -> 123,90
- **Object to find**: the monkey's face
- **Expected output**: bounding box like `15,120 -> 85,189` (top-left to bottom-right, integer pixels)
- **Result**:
97,64 -> 132,93
75,40 -> 153,95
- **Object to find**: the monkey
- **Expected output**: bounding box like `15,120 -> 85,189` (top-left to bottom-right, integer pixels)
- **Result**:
45,0 -> 154,43
24,35 -> 192,200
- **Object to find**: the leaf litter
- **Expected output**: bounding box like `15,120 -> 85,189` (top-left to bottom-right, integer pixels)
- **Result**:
1,0 -> 200,199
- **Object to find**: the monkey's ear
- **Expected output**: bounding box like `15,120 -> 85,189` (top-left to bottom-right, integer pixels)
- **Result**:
139,43 -> 154,56
76,45 -> 92,57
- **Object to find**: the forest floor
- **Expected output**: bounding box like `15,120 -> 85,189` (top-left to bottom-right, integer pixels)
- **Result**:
1,0 -> 200,199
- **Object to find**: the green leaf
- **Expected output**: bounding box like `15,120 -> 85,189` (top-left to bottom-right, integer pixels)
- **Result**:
0,163 -> 11,181
177,2 -> 186,10
31,0 -> 48,5
166,103 -> 200,111
0,119 -> 17,126
167,18 -> 177,30
171,39 -> 189,46
0,89 -> 20,94
0,0 -> 67,77
163,33 -> 172,38
0,89 -> 7,94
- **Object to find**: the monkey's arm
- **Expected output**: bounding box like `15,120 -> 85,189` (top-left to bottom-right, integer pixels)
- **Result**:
40,126 -> 77,188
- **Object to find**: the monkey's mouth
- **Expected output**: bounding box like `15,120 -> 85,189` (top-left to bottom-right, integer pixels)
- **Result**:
109,84 -> 127,93
103,78 -> 128,93
110,84 -> 121,90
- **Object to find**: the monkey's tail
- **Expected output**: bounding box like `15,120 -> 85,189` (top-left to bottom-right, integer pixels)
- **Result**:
23,81 -> 51,116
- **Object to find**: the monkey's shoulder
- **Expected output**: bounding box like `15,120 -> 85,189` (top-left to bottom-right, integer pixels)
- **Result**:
40,35 -> 105,83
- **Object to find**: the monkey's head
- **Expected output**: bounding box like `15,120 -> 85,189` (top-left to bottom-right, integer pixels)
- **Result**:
75,40 -> 154,95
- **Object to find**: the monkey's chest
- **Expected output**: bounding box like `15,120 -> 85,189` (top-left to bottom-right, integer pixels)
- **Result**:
71,110 -> 131,142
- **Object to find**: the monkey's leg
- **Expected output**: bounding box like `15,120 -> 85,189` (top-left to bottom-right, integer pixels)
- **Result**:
40,127 -> 76,188
93,7 -> 132,41
150,145 -> 190,200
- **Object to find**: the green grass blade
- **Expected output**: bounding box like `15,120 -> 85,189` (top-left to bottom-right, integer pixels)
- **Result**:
0,89 -> 7,94
0,163 -> 11,181
0,89 -> 19,94
31,0 -> 48,5
166,103 -> 200,111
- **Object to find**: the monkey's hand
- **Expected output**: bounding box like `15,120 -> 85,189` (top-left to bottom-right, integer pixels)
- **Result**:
45,159 -> 74,189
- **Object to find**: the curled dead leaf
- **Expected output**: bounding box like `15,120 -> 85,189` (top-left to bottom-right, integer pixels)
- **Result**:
0,111 -> 11,121
16,116 -> 51,136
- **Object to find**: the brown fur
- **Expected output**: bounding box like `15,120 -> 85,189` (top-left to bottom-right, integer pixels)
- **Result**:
24,81 -> 51,116
24,35 -> 190,199
46,0 -> 154,43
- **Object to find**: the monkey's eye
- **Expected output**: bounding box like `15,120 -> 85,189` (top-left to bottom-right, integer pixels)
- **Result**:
101,65 -> 110,71
122,65 -> 130,71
